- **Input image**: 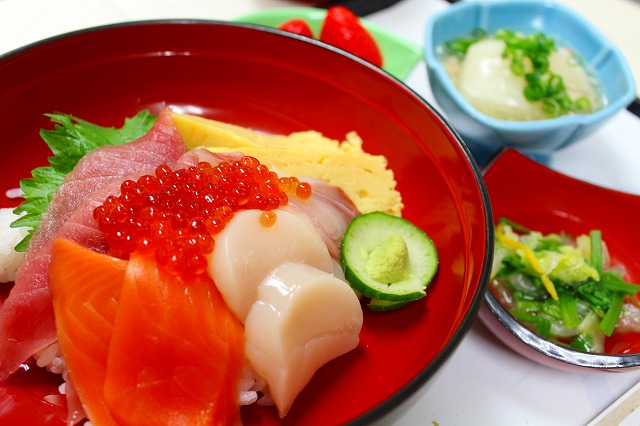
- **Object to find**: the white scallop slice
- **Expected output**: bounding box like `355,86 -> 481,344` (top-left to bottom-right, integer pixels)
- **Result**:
244,262 -> 363,418
207,209 -> 333,322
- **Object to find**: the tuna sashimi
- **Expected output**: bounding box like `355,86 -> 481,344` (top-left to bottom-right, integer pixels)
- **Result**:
104,253 -> 245,426
0,109 -> 186,380
49,238 -> 127,426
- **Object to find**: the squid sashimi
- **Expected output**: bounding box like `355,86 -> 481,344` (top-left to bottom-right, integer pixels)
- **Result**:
49,238 -> 127,426
0,109 -> 186,380
207,209 -> 335,322
245,262 -> 363,417
104,252 -> 245,426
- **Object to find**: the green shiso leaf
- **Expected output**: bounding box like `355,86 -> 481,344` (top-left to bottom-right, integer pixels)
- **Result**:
10,110 -> 156,252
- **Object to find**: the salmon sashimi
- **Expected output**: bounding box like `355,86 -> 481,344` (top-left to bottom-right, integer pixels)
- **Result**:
0,109 -> 187,380
49,238 -> 128,426
104,253 -> 245,426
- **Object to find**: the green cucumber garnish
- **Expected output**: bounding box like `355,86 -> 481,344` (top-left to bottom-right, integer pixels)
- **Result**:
367,298 -> 412,312
340,211 -> 438,310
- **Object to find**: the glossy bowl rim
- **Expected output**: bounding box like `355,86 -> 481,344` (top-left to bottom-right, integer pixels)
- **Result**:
483,292 -> 640,370
424,0 -> 637,133
0,18 -> 496,423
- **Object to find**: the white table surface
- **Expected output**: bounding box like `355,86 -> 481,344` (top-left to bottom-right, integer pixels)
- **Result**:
2,0 -> 640,425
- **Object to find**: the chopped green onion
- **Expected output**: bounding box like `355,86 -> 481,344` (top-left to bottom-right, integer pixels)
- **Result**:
573,96 -> 593,113
542,98 -> 561,117
523,72 -> 547,100
444,28 -> 594,118
575,280 -> 610,314
511,311 -> 552,338
600,292 -> 624,336
558,292 -> 581,329
443,28 -> 487,58
590,230 -> 603,276
602,271 -> 640,296
515,298 -> 561,320
570,334 -> 597,352
497,217 -> 531,233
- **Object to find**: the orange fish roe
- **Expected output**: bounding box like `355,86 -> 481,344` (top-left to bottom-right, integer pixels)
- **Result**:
296,182 -> 312,200
93,156 -> 312,276
259,210 -> 278,228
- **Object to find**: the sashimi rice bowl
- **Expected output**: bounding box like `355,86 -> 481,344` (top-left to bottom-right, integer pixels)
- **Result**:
0,21 -> 492,425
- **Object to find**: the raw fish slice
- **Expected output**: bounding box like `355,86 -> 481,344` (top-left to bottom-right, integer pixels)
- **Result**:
283,179 -> 358,259
0,387 -> 12,418
49,238 -> 127,426
53,149 -> 203,257
29,108 -> 185,263
244,262 -> 363,417
0,109 -> 186,380
190,146 -> 244,165
195,147 -> 356,259
207,209 -> 334,322
56,148 -> 204,255
104,253 -> 244,426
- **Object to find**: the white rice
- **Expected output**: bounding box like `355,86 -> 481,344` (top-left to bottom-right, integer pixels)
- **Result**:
42,393 -> 65,406
237,365 -> 270,406
0,208 -> 30,283
5,188 -> 23,199
32,342 -> 67,376
32,343 -> 78,418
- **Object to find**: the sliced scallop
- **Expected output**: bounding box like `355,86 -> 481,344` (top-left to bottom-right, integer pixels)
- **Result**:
207,209 -> 333,322
244,262 -> 363,417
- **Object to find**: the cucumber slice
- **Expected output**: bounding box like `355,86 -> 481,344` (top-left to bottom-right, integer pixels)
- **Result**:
340,211 -> 438,304
368,298 -> 411,312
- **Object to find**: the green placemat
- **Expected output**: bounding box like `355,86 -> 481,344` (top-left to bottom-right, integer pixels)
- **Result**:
234,7 -> 423,81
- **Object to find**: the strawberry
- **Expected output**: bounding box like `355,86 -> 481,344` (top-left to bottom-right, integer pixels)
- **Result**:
319,6 -> 383,67
278,18 -> 314,38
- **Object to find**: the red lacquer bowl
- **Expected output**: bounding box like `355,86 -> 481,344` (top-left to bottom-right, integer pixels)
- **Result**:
0,21 -> 492,425
480,149 -> 640,372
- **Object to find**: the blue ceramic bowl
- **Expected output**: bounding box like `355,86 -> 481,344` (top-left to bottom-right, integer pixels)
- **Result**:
424,0 -> 636,165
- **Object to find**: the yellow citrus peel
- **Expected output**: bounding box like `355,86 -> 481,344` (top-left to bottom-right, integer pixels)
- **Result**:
496,223 -> 559,300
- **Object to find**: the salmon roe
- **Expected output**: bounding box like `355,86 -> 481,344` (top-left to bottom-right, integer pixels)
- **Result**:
93,156 -> 312,276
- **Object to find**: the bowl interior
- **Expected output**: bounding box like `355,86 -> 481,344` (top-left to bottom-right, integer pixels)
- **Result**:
425,0 -> 636,129
0,21 -> 492,425
481,148 -> 640,370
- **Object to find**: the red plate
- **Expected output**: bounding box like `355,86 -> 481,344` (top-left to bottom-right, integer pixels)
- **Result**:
0,21 -> 492,425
